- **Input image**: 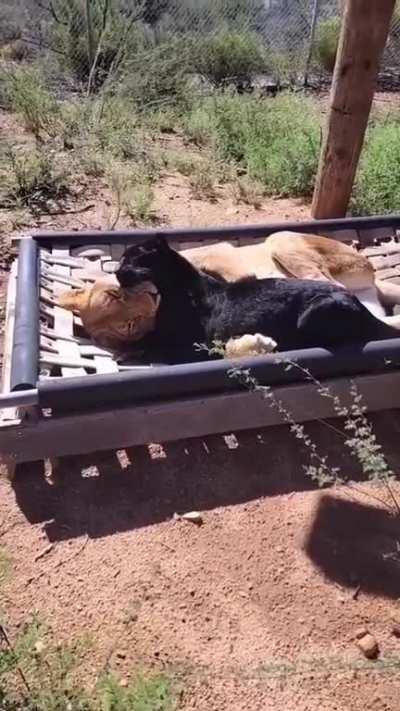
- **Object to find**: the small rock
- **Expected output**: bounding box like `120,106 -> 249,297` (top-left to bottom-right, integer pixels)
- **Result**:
119,678 -> 129,688
34,543 -> 54,562
181,511 -> 203,525
356,633 -> 379,659
354,626 -> 369,640
34,640 -> 46,655
392,623 -> 400,638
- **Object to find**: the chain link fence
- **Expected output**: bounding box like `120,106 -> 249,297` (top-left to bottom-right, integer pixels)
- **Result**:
1,0 -> 400,96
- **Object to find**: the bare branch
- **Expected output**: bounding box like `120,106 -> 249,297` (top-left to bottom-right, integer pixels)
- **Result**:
87,0 -> 111,95
33,0 -> 68,25
22,34 -> 67,56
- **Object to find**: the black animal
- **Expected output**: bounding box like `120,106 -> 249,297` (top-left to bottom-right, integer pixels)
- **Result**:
116,237 -> 400,364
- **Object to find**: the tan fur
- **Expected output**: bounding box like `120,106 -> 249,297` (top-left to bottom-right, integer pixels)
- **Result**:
58,279 -> 160,351
183,231 -> 400,316
183,231 -> 375,288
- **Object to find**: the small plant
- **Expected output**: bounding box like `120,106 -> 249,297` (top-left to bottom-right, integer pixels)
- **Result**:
4,67 -> 60,140
184,106 -> 215,147
0,145 -> 70,211
189,161 -> 217,200
269,50 -> 303,86
232,175 -> 264,208
59,99 -> 94,150
95,101 -> 140,161
144,107 -> 180,135
314,17 -> 341,73
162,151 -> 198,177
0,620 -> 176,711
124,184 -> 156,224
80,149 -> 107,178
98,672 -> 175,711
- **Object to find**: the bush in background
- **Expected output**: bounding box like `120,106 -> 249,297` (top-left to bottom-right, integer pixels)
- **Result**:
193,30 -> 269,89
200,92 -> 320,197
3,66 -> 60,139
119,36 -> 193,109
314,16 -> 341,73
352,119 -> 400,215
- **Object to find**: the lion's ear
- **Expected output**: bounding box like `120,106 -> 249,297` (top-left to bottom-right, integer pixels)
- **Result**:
58,288 -> 90,313
104,287 -> 124,301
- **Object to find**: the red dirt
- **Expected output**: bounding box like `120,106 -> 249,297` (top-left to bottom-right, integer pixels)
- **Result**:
2,103 -> 400,709
2,425 -> 400,709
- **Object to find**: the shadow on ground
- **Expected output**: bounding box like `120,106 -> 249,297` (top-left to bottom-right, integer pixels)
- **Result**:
12,410 -> 400,548
305,494 -> 400,598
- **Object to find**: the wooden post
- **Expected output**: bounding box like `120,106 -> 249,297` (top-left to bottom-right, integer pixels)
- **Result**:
311,0 -> 396,219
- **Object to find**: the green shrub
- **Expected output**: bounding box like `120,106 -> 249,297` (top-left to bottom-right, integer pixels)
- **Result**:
124,184 -> 156,224
120,37 -> 192,110
95,99 -> 141,160
4,67 -> 59,139
0,145 -> 69,210
269,50 -> 304,85
98,672 -> 175,711
352,120 -> 400,215
0,619 -> 175,711
189,160 -> 217,199
232,175 -> 264,207
194,30 -> 269,88
205,92 -> 320,197
60,99 -> 95,148
314,16 -> 341,73
183,104 -> 216,146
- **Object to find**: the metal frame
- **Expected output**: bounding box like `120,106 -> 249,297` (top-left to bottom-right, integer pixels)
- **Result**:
10,238 -> 39,392
2,214 -> 400,466
32,213 -> 400,245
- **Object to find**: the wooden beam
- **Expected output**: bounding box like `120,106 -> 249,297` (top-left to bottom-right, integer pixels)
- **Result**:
312,0 -> 396,219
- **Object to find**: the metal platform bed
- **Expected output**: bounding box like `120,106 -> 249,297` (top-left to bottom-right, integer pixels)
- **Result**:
2,215 -> 400,473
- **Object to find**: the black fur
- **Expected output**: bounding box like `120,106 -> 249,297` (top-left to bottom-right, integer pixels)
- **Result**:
116,238 -> 399,364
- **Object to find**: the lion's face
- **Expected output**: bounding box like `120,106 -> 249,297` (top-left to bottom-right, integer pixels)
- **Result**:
58,278 -> 160,351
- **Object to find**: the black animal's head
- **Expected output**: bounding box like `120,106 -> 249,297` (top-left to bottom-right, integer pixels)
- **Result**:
116,237 -> 204,295
116,237 -> 170,289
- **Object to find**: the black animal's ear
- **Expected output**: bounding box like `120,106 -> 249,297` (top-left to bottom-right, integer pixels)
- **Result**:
154,237 -> 171,252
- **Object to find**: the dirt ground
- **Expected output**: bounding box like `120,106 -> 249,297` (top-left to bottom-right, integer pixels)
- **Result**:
2,99 -> 400,710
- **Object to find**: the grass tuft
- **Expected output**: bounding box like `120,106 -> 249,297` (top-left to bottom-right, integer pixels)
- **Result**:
0,145 -> 70,211
0,621 -> 175,711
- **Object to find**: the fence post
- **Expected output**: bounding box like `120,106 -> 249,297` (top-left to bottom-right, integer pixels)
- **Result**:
311,0 -> 396,219
85,0 -> 95,69
304,0 -> 320,86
